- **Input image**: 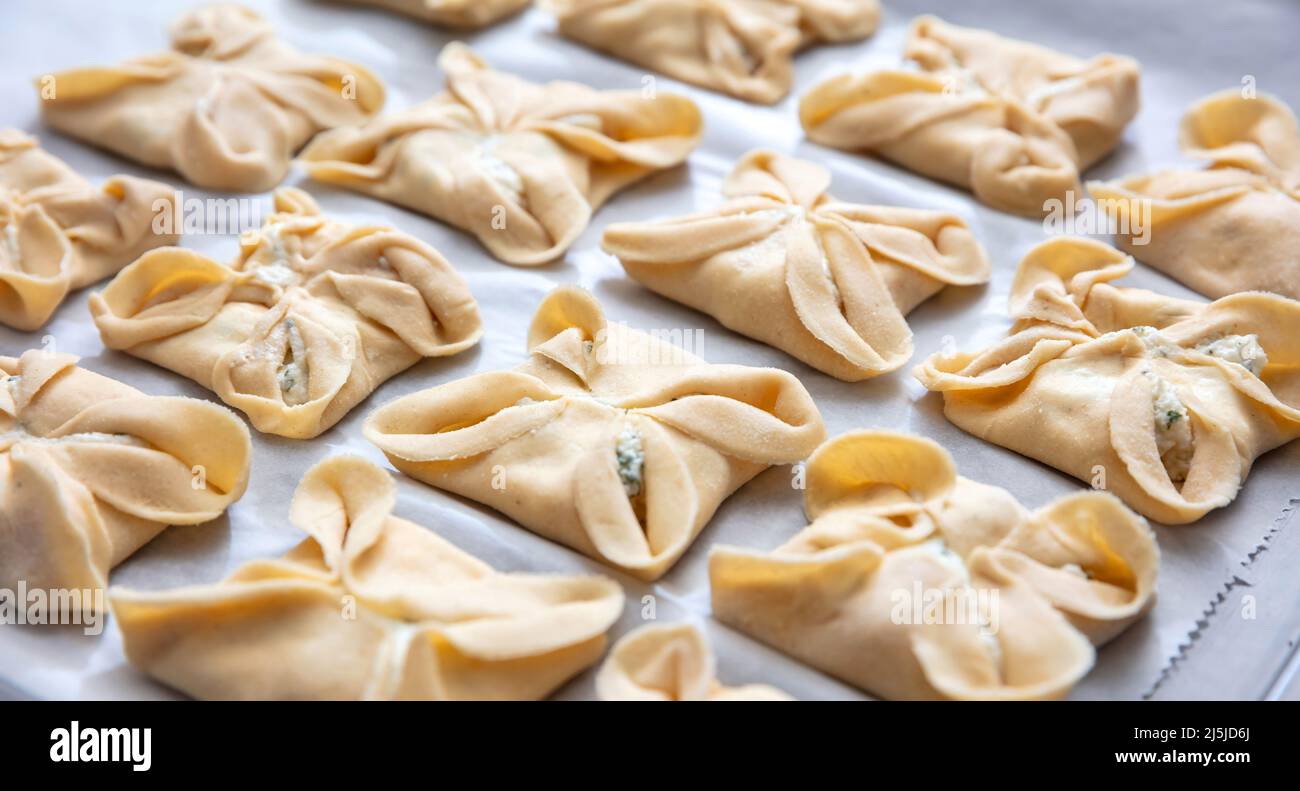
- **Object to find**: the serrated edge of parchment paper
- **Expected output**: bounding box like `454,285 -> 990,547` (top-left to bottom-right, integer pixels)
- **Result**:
1143,495 -> 1300,700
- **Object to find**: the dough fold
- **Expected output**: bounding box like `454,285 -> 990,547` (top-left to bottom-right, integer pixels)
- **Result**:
1,350 -> 251,614
111,455 -> 623,699
546,0 -> 881,104
914,236 -> 1300,524
364,285 -> 826,579
800,16 -> 1139,216
0,130 -> 177,331
337,0 -> 530,27
710,430 -> 1158,700
596,622 -> 792,700
36,4 -> 385,192
1089,90 -> 1300,299
602,149 -> 990,380
299,42 -> 703,265
90,187 -> 483,439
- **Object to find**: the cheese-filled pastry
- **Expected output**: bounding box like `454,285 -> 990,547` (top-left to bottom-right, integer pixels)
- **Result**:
299,42 -> 703,266
364,285 -> 826,580
596,622 -> 792,701
800,16 -> 1139,216
334,0 -> 530,28
914,236 -> 1300,524
0,130 -> 177,331
1089,90 -> 1300,300
710,430 -> 1158,700
545,0 -> 881,104
602,149 -> 990,380
111,456 -> 623,700
1,350 -> 251,616
36,4 -> 385,192
90,187 -> 483,440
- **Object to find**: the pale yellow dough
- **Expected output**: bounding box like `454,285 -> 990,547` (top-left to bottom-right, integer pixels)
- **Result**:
914,236 -> 1300,524
710,430 -> 1158,700
1,350 -> 251,615
546,0 -> 881,104
596,622 -> 792,700
364,285 -> 827,580
36,4 -> 385,192
603,149 -> 990,381
0,130 -> 177,331
800,16 -> 1139,216
111,455 -> 624,700
1089,90 -> 1300,300
336,0 -> 530,27
90,187 -> 483,440
299,42 -> 703,265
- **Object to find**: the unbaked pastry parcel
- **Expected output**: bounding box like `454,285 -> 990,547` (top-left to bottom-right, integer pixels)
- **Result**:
1,351 -> 251,616
36,4 -> 385,192
710,430 -> 1158,700
298,42 -> 703,266
89,187 -> 483,440
602,149 -> 990,381
336,0 -> 530,28
110,456 -> 623,700
364,285 -> 827,580
596,622 -> 792,701
0,130 -> 177,331
545,0 -> 881,104
914,236 -> 1300,525
1089,90 -> 1300,300
800,15 -> 1140,216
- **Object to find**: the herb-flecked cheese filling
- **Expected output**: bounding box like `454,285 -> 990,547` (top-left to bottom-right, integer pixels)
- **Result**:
1196,334 -> 1267,376
1149,372 -> 1192,483
276,318 -> 310,406
615,424 -> 644,498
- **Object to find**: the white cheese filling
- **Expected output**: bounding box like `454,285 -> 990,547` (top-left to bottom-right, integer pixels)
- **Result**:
1130,325 -> 1179,357
473,136 -> 525,202
917,540 -> 1002,672
2,428 -> 147,447
276,318 -> 310,406
1196,334 -> 1268,376
3,221 -> 19,261
615,424 -> 644,498
1025,75 -> 1087,109
1149,372 -> 1193,483
248,222 -> 301,287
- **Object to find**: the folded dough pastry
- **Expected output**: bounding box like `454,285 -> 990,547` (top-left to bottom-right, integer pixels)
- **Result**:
545,0 -> 881,104
36,4 -> 385,192
299,42 -> 703,265
0,130 -> 177,331
335,0 -> 530,27
914,236 -> 1300,524
800,16 -> 1140,216
596,622 -> 792,700
602,149 -> 990,380
1089,90 -> 1300,300
111,455 -> 624,700
1,350 -> 251,615
90,187 -> 483,440
364,285 -> 826,580
710,430 -> 1158,700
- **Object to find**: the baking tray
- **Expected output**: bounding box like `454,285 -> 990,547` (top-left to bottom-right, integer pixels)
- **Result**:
1,0 -> 1298,700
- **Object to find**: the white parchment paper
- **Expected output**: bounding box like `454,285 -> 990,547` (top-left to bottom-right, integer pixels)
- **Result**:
1,0 -> 1297,700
